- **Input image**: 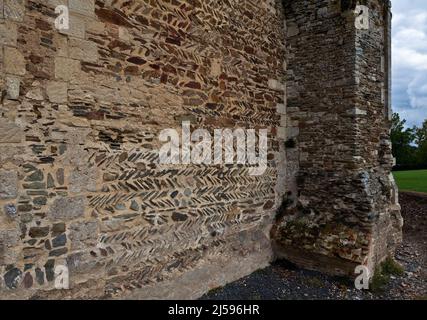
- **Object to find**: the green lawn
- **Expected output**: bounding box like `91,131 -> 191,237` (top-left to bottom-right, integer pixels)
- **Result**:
393,170 -> 427,194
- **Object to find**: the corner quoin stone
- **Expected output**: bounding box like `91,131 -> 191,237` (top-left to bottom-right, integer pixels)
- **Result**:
4,47 -> 26,75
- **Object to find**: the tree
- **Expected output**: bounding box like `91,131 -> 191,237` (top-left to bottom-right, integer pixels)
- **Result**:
390,113 -> 416,166
414,119 -> 427,165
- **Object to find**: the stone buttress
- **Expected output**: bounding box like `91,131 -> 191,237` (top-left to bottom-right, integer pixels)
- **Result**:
273,0 -> 402,276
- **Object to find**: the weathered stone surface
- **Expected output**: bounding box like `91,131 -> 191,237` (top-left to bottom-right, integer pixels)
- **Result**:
69,221 -> 98,250
0,118 -> 23,144
29,227 -> 50,238
5,76 -> 20,100
273,0 -> 400,277
59,14 -> 85,39
4,47 -> 26,75
4,268 -> 22,289
52,234 -> 67,247
54,57 -> 80,81
3,204 -> 17,219
47,196 -> 86,221
51,223 -> 66,236
69,0 -> 95,16
0,170 -> 18,199
0,21 -> 17,46
4,0 -> 25,21
46,81 -> 68,103
35,268 -> 44,285
44,260 -> 55,282
0,229 -> 20,248
23,272 -> 33,289
69,166 -> 97,193
69,38 -> 98,63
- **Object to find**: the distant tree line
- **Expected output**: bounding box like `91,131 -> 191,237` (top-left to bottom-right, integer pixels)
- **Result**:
391,113 -> 427,171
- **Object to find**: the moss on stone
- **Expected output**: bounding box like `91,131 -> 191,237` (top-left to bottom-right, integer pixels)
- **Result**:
381,257 -> 404,277
371,257 -> 404,292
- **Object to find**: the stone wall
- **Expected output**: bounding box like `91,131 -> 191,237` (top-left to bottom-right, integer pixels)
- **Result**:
0,0 -> 402,300
273,0 -> 402,276
0,0 -> 287,299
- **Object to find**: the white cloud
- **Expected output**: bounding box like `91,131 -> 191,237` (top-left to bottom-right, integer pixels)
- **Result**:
391,0 -> 427,127
408,75 -> 427,109
393,47 -> 427,70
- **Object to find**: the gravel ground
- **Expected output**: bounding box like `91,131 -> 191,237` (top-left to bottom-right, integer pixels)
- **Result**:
202,192 -> 426,300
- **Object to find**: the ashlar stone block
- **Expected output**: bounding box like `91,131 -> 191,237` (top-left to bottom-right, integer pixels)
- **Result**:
59,14 -> 85,39
5,76 -> 20,100
55,57 -> 80,81
46,81 -> 68,103
4,46 -> 26,75
0,21 -> 17,46
0,118 -> 23,143
69,38 -> 98,63
69,0 -> 95,17
4,0 -> 25,22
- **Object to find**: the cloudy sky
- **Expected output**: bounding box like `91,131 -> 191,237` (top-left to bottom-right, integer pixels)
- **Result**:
392,0 -> 427,127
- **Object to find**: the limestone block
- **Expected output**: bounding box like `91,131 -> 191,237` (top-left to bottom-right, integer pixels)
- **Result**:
0,170 -> 18,200
4,47 -> 26,75
268,79 -> 285,91
4,0 -> 25,21
47,196 -> 86,221
47,0 -> 68,8
277,126 -> 286,140
276,103 -> 286,115
69,0 -> 95,17
54,34 -> 69,57
280,116 -> 286,127
0,0 -> 3,19
46,81 -> 68,103
59,14 -> 85,39
5,76 -> 20,100
0,21 -> 17,46
69,38 -> 98,63
86,20 -> 105,34
0,118 -> 23,143
55,57 -> 80,81
347,107 -> 367,116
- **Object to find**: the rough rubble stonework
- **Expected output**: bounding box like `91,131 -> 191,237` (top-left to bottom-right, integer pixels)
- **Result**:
273,0 -> 402,276
0,0 -> 401,299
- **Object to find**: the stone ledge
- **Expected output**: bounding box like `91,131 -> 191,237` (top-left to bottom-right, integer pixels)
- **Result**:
272,244 -> 360,277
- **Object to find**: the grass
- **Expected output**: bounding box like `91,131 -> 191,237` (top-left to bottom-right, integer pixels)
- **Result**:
371,257 -> 404,293
393,170 -> 427,194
